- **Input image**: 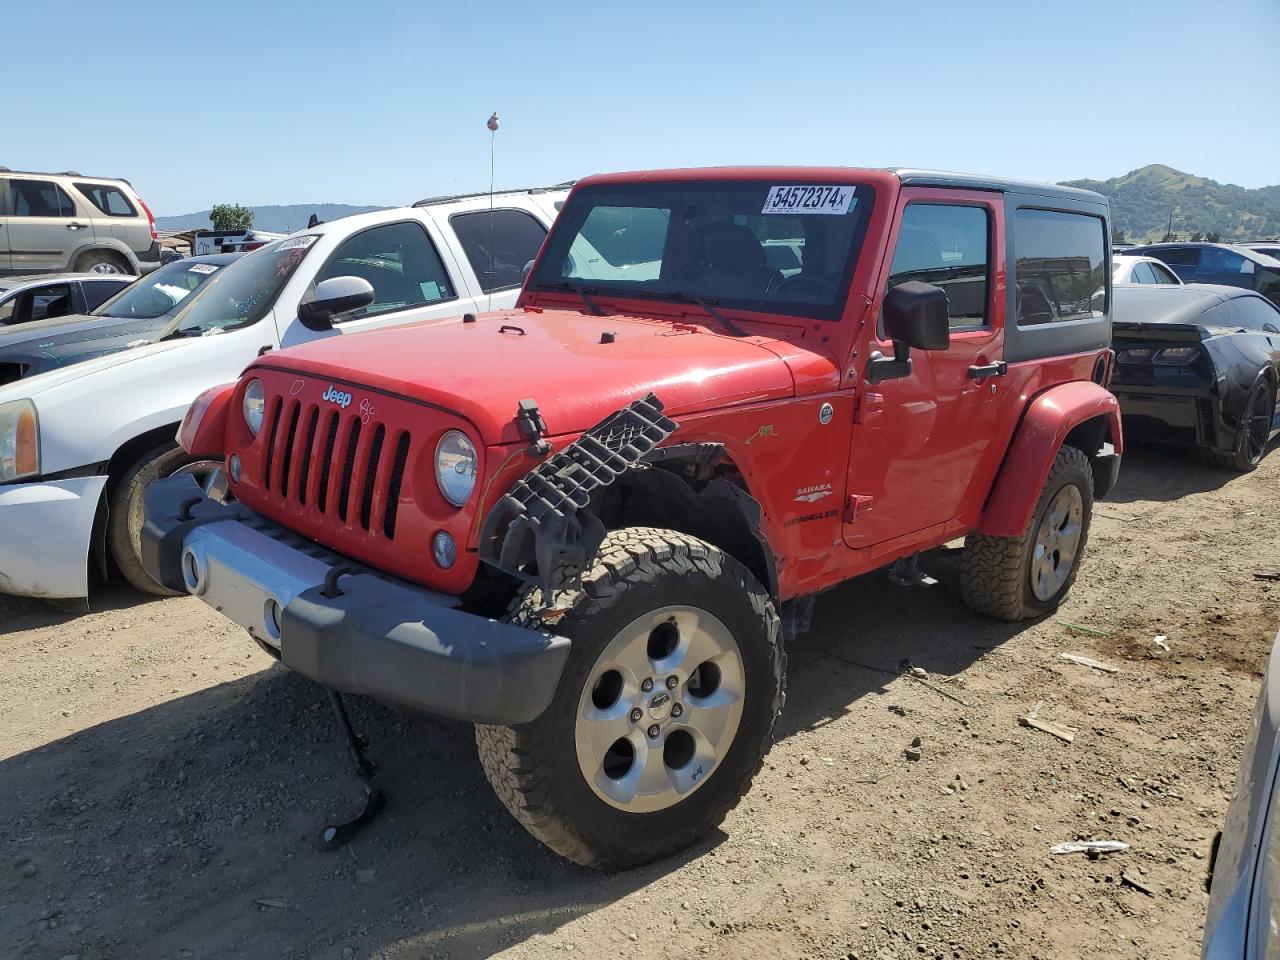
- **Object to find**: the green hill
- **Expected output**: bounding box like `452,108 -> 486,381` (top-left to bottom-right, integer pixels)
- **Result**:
1062,165 -> 1280,243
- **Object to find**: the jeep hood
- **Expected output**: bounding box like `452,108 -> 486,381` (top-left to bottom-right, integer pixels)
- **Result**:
254,309 -> 799,445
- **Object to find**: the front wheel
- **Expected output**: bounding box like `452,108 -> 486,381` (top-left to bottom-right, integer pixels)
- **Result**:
961,444 -> 1094,622
476,527 -> 784,870
108,443 -> 216,595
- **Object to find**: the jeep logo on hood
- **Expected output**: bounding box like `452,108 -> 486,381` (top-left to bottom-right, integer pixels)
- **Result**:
322,385 -> 353,409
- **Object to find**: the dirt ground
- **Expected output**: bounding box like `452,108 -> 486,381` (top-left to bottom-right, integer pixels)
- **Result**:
3,443 -> 1278,960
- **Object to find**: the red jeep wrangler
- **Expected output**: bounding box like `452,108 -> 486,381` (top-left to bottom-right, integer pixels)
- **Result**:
142,167 -> 1122,870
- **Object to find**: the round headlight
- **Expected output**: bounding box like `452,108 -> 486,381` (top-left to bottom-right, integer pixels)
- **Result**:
435,430 -> 477,507
242,379 -> 265,436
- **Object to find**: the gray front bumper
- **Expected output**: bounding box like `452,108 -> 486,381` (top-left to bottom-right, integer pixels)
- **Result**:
141,474 -> 570,724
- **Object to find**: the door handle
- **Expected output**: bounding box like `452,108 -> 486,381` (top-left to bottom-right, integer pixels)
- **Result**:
967,361 -> 1008,380
66,222 -> 88,230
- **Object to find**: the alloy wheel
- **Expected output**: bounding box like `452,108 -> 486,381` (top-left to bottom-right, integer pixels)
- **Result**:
1030,485 -> 1084,602
574,605 -> 744,813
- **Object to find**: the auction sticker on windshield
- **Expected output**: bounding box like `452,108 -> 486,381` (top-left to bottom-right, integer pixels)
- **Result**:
762,185 -> 856,215
188,264 -> 219,275
278,235 -> 319,251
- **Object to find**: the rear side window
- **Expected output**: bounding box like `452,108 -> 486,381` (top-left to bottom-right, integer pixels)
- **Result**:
316,220 -> 456,318
887,203 -> 990,329
450,209 -> 548,292
1014,209 -> 1107,326
1128,261 -> 1156,283
1230,296 -> 1280,331
81,279 -> 129,310
9,180 -> 76,217
1151,262 -> 1180,284
75,182 -> 137,217
1197,247 -> 1253,276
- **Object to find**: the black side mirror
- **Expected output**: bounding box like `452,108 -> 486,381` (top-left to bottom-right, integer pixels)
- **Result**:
868,281 -> 951,383
297,276 -> 375,331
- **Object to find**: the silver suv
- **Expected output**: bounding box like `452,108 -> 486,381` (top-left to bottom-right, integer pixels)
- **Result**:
0,168 -> 161,277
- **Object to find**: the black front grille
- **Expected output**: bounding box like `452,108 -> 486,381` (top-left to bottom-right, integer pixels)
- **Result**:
259,399 -> 411,539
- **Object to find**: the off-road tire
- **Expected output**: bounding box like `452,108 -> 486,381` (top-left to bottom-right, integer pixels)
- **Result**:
961,444 -> 1094,622
475,527 -> 785,870
1198,377 -> 1275,473
74,249 -> 132,276
107,443 -> 193,596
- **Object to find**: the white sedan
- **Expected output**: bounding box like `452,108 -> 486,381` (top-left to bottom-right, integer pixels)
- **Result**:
1113,254 -> 1182,285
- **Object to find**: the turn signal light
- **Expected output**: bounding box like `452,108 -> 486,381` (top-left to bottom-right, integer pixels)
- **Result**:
15,404 -> 37,476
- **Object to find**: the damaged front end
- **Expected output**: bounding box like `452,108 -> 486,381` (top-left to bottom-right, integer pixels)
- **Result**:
478,392 -> 678,600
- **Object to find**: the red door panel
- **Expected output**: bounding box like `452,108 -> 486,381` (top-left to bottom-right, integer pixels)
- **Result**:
843,188 -> 1009,549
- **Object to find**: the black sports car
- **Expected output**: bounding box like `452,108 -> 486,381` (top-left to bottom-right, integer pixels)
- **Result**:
0,252 -> 240,386
1123,242 -> 1280,308
1111,284 -> 1280,471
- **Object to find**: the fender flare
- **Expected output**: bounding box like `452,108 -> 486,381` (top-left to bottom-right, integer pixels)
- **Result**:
978,381 -> 1123,538
176,382 -> 237,458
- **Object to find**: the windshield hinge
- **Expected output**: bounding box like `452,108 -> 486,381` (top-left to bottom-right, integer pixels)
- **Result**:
516,399 -> 552,457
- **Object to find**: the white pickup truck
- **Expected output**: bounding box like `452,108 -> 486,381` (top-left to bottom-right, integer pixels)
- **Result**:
0,185 -> 568,599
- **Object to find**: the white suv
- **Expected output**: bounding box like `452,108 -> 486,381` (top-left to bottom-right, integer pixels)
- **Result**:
0,167 -> 162,276
0,184 -> 567,599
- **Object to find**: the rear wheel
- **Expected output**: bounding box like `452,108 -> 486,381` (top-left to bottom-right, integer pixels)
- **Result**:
1200,377 -> 1275,473
75,249 -> 132,276
961,445 -> 1094,622
476,527 -> 784,870
108,444 -> 217,596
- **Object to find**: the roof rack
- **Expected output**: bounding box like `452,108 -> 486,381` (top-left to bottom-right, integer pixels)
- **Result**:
0,166 -> 126,181
412,181 -> 575,208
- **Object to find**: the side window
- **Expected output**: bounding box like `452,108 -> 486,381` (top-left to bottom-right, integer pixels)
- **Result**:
1129,261 -> 1156,284
1198,247 -> 1250,276
450,209 -> 549,292
314,221 -> 456,319
0,284 -> 75,324
10,180 -> 76,217
82,279 -> 128,310
1151,262 -> 1180,284
887,203 -> 990,329
1230,296 -> 1280,331
74,183 -> 137,217
1151,247 -> 1199,266
1014,209 -> 1106,326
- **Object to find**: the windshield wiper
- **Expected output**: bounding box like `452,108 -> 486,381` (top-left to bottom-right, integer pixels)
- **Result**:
544,281 -> 604,316
667,292 -> 748,338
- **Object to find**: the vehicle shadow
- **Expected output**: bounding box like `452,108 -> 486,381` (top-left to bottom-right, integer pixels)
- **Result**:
1105,440 -> 1274,505
0,557 -> 1010,959
0,581 -> 161,639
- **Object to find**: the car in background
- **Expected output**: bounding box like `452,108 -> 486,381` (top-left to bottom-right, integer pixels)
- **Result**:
1241,240 -> 1280,261
0,254 -> 239,385
1125,242 -> 1280,307
1111,284 -> 1280,471
0,274 -> 131,326
0,167 -> 161,277
0,184 -> 567,601
1202,628 -> 1280,959
193,228 -> 286,255
1112,254 -> 1182,285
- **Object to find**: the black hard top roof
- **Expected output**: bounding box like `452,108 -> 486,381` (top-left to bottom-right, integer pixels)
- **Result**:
1112,283 -> 1256,325
890,168 -> 1106,204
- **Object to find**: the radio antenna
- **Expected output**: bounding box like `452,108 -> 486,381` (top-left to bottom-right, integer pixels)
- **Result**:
487,111 -> 499,312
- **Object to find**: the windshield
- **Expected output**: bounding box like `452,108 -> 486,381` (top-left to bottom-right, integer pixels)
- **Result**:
94,259 -> 227,320
167,237 -> 317,336
529,180 -> 875,321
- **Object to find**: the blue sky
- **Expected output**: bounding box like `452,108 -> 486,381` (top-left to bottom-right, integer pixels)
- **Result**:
7,0 -> 1278,215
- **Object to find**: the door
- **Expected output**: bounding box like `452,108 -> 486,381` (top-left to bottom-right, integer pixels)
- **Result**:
281,218 -> 480,348
843,189 -> 1006,549
7,178 -> 89,272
